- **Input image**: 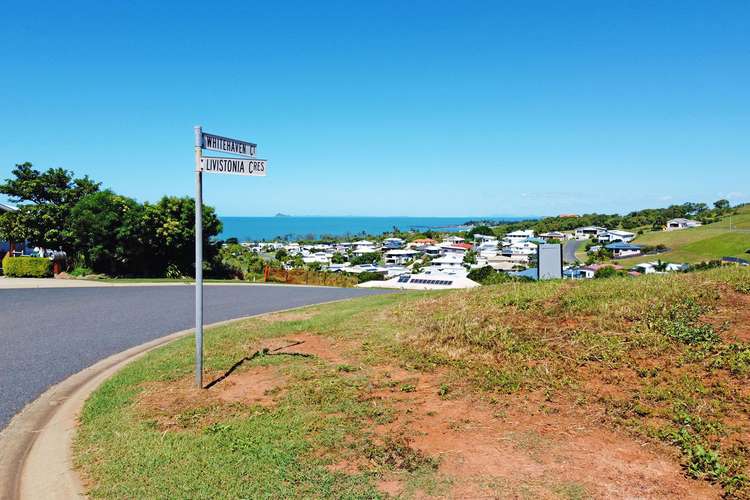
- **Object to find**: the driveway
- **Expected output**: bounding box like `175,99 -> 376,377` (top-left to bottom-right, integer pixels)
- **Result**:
0,284 -> 391,429
563,239 -> 585,263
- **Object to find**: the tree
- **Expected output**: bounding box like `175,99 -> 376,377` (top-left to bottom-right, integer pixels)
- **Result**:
218,243 -> 266,279
135,196 -> 222,277
350,252 -> 380,265
68,190 -> 143,275
714,199 -> 730,211
463,249 -> 477,265
0,163 -> 100,251
330,252 -> 347,264
466,225 -> 495,238
0,210 -> 28,257
275,248 -> 289,261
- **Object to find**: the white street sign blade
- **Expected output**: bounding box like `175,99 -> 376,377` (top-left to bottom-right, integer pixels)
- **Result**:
202,132 -> 257,157
200,156 -> 267,176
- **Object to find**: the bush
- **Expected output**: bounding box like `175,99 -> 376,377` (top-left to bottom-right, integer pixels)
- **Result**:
357,271 -> 385,283
70,266 -> 94,277
2,256 -> 52,277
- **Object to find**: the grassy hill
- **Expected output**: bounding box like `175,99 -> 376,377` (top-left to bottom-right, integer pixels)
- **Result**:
618,205 -> 750,266
76,267 -> 750,498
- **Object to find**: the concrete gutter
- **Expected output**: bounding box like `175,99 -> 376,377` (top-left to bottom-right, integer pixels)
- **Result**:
0,277 -> 350,290
0,299 -> 355,500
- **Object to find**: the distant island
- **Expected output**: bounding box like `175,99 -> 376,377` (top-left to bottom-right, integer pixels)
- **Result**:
275,213 -> 291,217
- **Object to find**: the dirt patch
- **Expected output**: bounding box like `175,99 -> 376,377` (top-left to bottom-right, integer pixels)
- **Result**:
708,289 -> 750,342
366,371 -> 719,499
265,332 -> 350,365
136,365 -> 287,431
215,366 -> 286,404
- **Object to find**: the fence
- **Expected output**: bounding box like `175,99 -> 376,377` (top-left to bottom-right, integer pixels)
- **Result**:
263,266 -> 359,287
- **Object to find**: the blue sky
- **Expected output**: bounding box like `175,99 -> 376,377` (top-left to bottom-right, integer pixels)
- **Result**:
1,1 -> 748,217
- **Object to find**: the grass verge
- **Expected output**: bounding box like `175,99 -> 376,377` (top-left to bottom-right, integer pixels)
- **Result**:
75,267 -> 750,498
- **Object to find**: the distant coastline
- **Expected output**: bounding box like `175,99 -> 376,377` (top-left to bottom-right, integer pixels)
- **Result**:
219,215 -> 532,241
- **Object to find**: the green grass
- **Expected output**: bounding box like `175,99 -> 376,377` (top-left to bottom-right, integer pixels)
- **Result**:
624,206 -> 750,266
75,267 -> 750,498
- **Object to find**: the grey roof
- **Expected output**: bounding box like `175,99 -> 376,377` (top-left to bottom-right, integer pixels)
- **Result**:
0,202 -> 18,212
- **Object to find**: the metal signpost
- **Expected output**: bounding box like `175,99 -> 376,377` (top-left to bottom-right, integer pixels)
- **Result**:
193,125 -> 266,387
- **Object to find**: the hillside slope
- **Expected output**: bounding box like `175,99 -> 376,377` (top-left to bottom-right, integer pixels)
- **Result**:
622,205 -> 750,265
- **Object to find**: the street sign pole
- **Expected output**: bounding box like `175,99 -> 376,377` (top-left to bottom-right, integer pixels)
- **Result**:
193,126 -> 265,388
194,125 -> 204,388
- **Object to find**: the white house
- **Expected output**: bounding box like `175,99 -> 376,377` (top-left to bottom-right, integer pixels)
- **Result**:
353,240 -> 377,252
504,241 -> 537,256
420,245 -> 443,257
539,231 -> 570,241
427,253 -> 466,274
605,242 -> 642,258
443,235 -> 465,245
384,249 -> 420,265
358,272 -> 479,290
474,234 -> 498,245
666,218 -> 702,231
383,237 -> 406,249
598,230 -> 636,243
632,261 -> 688,274
574,226 -> 608,239
439,243 -> 470,256
502,230 -> 535,245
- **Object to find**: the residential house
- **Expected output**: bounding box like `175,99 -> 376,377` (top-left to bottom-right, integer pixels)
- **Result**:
443,235 -> 465,245
474,234 -> 498,246
666,218 -> 702,231
597,230 -> 636,244
574,226 -> 607,240
383,237 -> 406,249
504,241 -> 537,256
384,249 -> 419,265
502,230 -> 535,245
539,231 -> 570,241
605,242 -> 642,258
631,261 -> 688,274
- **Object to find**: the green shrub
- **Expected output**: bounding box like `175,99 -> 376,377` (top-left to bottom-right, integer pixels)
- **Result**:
357,271 -> 385,283
2,256 -> 52,277
70,266 -> 94,277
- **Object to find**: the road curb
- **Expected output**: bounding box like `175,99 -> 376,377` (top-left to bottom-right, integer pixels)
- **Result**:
0,298 -> 357,500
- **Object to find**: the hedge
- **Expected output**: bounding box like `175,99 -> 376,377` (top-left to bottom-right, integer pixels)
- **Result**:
2,256 -> 52,278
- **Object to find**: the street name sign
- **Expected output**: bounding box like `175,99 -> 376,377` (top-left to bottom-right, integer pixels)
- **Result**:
200,157 -> 267,176
202,132 -> 257,157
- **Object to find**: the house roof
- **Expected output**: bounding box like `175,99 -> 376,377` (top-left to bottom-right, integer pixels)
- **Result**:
453,242 -> 473,250
0,202 -> 18,212
668,218 -> 700,224
605,242 -> 642,250
606,230 -> 635,237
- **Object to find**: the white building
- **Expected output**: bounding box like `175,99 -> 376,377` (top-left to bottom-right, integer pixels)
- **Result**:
598,230 -> 636,243
384,249 -> 420,265
502,230 -> 535,245
443,235 -> 466,245
474,234 -> 498,245
358,272 -> 479,290
574,226 -> 608,239
504,241 -> 537,256
539,231 -> 570,241
666,218 -> 702,231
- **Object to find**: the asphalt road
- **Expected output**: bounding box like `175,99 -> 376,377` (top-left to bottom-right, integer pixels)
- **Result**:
563,239 -> 585,263
0,285 -> 391,430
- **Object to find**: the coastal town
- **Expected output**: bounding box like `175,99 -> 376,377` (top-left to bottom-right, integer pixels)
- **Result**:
232,213 -> 743,290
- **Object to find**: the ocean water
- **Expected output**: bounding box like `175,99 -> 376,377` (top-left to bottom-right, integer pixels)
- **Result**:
218,216 -> 528,241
